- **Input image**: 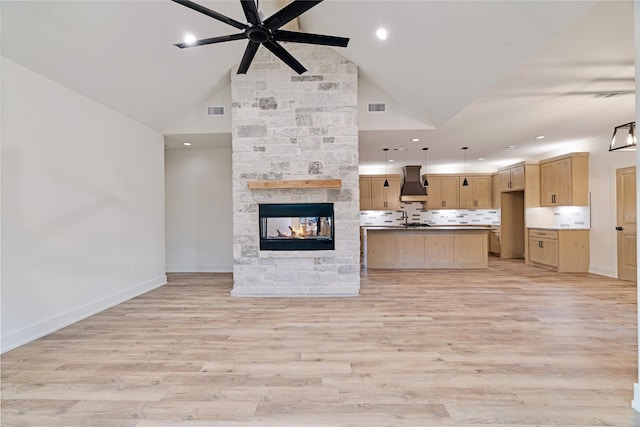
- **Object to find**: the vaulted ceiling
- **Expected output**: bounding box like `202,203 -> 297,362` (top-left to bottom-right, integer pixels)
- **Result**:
2,1 -> 635,172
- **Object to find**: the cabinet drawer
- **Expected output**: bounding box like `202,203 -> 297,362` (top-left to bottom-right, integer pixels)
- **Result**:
529,229 -> 558,239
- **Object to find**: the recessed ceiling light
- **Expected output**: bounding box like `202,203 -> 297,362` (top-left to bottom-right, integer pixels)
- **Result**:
535,135 -> 546,140
478,157 -> 485,161
388,159 -> 395,162
504,145 -> 520,150
376,28 -> 388,40
183,33 -> 197,45
411,138 -> 420,142
183,142 -> 192,146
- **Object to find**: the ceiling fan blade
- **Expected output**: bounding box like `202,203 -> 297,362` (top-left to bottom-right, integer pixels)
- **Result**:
172,0 -> 247,30
237,41 -> 261,74
240,0 -> 261,26
263,40 -> 307,74
263,0 -> 323,30
175,32 -> 247,48
273,30 -> 349,47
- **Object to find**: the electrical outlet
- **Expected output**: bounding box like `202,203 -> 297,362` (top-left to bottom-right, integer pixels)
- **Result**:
296,147 -> 301,155
129,267 -> 134,277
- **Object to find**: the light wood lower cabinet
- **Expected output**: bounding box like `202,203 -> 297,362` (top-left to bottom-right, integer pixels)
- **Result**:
528,228 -> 589,272
489,228 -> 501,255
365,229 -> 488,269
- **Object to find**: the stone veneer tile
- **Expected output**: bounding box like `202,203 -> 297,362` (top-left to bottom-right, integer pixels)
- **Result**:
231,45 -> 360,297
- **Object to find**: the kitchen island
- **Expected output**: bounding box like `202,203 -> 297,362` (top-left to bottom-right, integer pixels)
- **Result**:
362,226 -> 491,269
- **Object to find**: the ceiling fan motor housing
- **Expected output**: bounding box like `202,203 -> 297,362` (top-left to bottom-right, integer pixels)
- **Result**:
246,26 -> 271,43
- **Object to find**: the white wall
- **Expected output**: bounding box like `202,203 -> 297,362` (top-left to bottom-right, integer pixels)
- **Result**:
1,57 -> 167,352
162,81 -> 232,135
632,0 -> 640,414
165,145 -> 233,272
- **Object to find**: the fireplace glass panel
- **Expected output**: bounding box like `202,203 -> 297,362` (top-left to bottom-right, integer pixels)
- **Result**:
259,203 -> 335,251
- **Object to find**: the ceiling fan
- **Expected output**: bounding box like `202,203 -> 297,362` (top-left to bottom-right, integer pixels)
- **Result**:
172,0 -> 350,75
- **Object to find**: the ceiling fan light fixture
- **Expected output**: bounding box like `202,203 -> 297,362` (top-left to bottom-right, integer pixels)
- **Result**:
609,122 -> 636,151
183,33 -> 197,45
376,28 -> 388,40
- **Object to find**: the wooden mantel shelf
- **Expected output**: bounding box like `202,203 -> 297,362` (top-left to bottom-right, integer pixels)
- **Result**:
247,179 -> 342,190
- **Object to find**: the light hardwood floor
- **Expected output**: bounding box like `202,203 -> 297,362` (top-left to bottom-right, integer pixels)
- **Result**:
2,258 -> 639,426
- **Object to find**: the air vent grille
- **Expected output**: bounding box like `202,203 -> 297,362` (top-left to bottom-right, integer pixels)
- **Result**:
593,92 -> 622,99
368,103 -> 386,112
207,106 -> 225,116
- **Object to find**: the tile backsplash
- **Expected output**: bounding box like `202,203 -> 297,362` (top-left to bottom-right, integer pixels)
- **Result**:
360,204 -> 590,229
360,202 -> 500,226
526,206 -> 590,229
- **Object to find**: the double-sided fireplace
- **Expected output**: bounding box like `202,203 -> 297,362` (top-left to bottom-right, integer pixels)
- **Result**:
259,203 -> 335,251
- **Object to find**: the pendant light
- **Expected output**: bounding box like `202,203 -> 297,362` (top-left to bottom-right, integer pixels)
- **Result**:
422,147 -> 429,187
383,148 -> 390,187
462,147 -> 469,187
609,122 -> 636,151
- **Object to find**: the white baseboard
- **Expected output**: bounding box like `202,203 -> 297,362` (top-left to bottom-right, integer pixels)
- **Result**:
166,265 -> 232,273
589,265 -> 615,278
632,384 -> 640,412
1,275 -> 167,353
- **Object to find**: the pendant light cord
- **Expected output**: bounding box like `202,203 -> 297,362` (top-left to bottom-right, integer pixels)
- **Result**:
462,147 -> 469,187
422,147 -> 429,187
383,148 -> 390,188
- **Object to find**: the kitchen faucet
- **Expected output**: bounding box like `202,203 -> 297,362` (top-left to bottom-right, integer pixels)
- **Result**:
401,210 -> 408,225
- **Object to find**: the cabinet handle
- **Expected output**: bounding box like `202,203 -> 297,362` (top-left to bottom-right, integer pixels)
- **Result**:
616,226 -> 623,231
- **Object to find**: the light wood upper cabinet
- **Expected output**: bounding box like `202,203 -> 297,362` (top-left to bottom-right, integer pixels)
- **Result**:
359,177 -> 372,210
459,176 -> 493,208
499,163 -> 525,192
359,175 -> 401,210
426,176 -> 459,209
492,173 -> 501,209
539,153 -> 589,206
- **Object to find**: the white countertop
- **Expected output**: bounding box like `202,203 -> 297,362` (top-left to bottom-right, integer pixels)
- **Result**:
362,225 -> 495,231
528,226 -> 590,231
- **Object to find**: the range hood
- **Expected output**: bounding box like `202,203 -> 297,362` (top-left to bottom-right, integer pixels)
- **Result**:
400,165 -> 428,202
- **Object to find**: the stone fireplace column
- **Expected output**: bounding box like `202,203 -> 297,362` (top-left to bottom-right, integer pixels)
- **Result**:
230,45 -> 360,296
